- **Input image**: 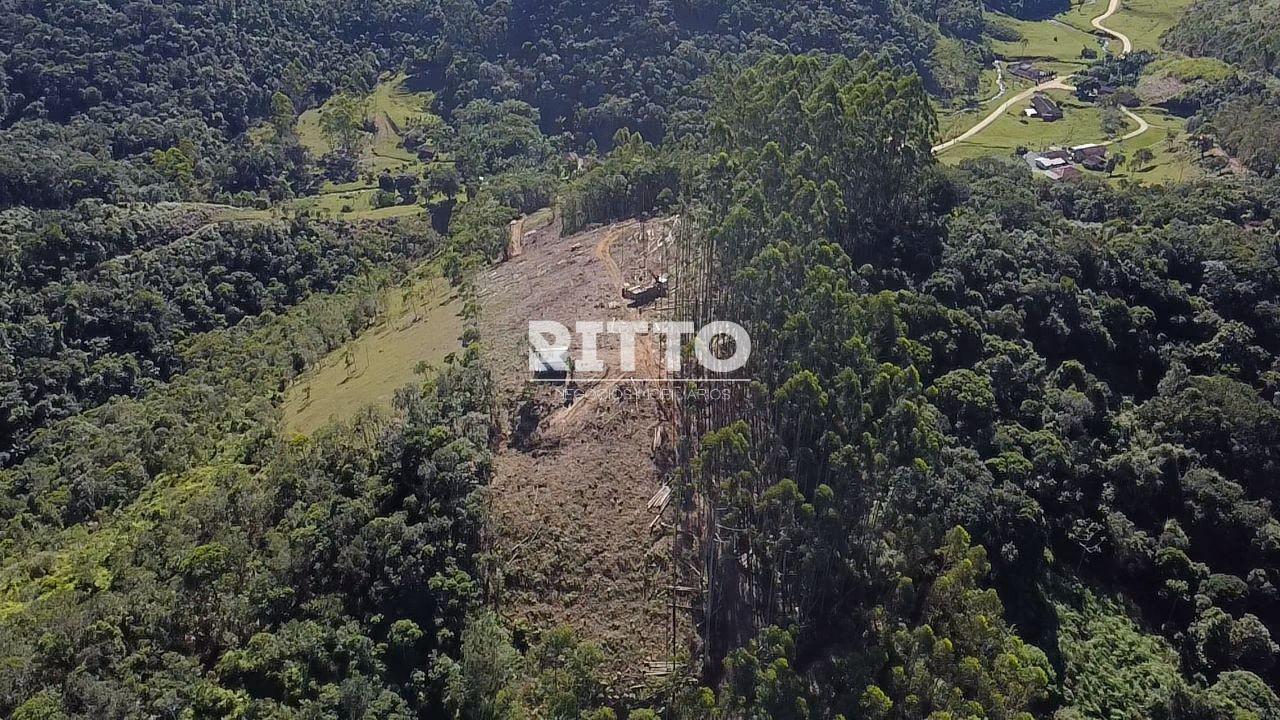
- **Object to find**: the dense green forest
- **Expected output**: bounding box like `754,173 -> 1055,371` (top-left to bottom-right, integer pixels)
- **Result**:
3,0 -> 1280,718
1166,0 -> 1279,78
0,208 -> 433,465
1,0 -> 1024,209
1158,0 -> 1280,178
0,0 -> 436,206
667,54 -> 1280,717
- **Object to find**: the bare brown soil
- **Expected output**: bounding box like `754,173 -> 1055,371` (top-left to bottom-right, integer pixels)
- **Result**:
477,213 -> 686,691
1136,73 -> 1186,105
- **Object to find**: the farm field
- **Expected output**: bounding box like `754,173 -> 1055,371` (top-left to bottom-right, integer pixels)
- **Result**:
1145,54 -> 1236,83
990,12 -> 1103,67
975,66 -> 1003,101
1107,107 -> 1200,183
1104,0 -> 1197,53
935,66 -> 1033,140
295,73 -> 432,167
941,97 -> 1198,184
1056,0 -> 1107,33
938,104 -> 996,147
1053,0 -> 1196,53
291,72 -> 441,219
282,268 -> 464,435
290,187 -> 429,219
938,89 -> 1134,162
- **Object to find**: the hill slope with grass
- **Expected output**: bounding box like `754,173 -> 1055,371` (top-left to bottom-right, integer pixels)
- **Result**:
6,2 -> 1280,719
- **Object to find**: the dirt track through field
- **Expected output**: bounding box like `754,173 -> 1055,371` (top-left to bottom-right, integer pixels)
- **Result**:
980,60 -> 1008,105
1107,106 -> 1151,145
594,225 -> 628,288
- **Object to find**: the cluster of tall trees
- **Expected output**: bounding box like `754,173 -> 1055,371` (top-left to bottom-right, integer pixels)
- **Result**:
0,0 -> 443,207
1191,88 -> 1280,177
418,0 -> 991,148
1166,0 -> 1280,78
0,290 -> 496,717
1073,51 -> 1152,103
0,205 -> 439,465
0,161 -> 631,718
0,0 -> 1021,211
560,129 -> 684,235
982,0 -> 1068,19
652,52 -> 1280,718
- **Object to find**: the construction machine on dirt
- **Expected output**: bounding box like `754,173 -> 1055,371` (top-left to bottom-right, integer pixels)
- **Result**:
622,272 -> 668,307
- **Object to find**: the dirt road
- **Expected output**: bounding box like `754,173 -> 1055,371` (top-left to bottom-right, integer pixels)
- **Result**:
1106,106 -> 1151,145
933,0 -> 1145,156
1092,0 -> 1134,55
986,60 -> 1007,104
593,223 -> 631,289
932,76 -> 1076,154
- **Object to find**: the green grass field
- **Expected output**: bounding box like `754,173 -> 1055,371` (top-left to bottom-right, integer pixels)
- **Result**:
295,74 -> 432,180
1055,0 -> 1105,33
288,73 -> 448,220
939,89 -> 1134,162
282,268 -> 464,435
934,66 -> 1004,115
290,188 -> 428,220
991,12 -> 1103,66
1108,108 -> 1200,183
976,66 -> 1002,101
1105,0 -> 1197,53
936,66 -> 1041,143
937,104 -> 992,146
1146,54 -> 1236,83
290,73 -> 430,155
1051,0 -> 1194,53
370,75 -> 437,130
294,105 -> 333,158
939,91 -> 1199,185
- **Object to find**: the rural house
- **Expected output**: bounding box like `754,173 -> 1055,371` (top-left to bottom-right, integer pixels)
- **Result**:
1047,165 -> 1083,182
1031,93 -> 1063,121
1009,61 -> 1053,82
1071,143 -> 1108,163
